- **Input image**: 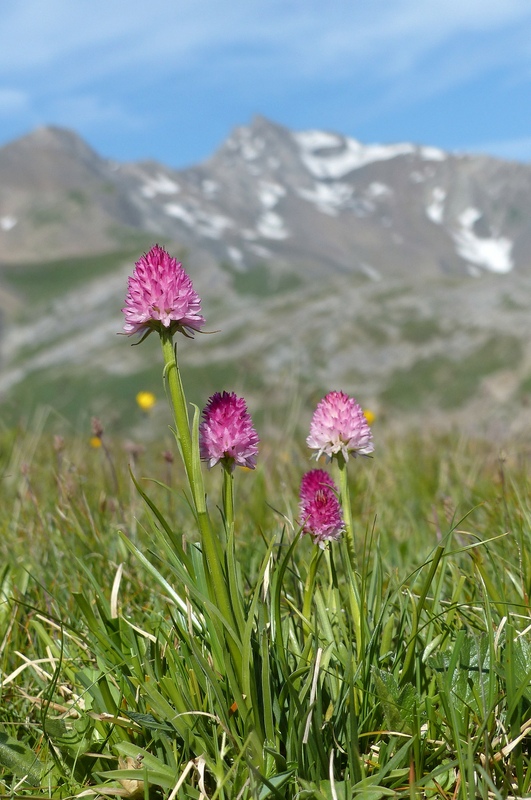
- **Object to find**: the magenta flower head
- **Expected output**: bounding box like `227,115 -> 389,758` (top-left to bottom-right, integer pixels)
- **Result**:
122,244 -> 205,338
307,391 -> 374,462
199,391 -> 259,472
299,469 -> 345,547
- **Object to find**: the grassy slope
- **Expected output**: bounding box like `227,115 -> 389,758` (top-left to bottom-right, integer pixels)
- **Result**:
2,250 -> 530,441
1,421 -> 531,797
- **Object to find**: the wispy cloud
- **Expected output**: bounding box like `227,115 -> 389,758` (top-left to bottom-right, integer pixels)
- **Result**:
1,0 -> 530,161
3,0 -> 531,84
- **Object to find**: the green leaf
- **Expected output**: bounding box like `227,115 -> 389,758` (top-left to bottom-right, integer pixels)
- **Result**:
257,769 -> 295,799
0,730 -> 45,786
372,669 -> 416,734
123,710 -> 175,733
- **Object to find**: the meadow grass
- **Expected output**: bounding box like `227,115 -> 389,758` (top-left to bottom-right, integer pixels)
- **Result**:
1,416 -> 531,799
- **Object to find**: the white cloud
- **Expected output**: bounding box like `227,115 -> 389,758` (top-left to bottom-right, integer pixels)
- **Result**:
46,94 -> 141,132
2,0 -> 531,86
1,0 -> 530,159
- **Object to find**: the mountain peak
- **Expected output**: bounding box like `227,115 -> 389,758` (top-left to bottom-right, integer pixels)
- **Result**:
15,125 -> 102,161
0,116 -> 529,281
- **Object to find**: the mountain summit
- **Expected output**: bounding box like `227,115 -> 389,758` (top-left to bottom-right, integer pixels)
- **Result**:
1,116 -> 530,278
1,117 -> 531,436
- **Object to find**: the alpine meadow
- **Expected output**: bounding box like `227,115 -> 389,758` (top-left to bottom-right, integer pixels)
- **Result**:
1,119 -> 531,799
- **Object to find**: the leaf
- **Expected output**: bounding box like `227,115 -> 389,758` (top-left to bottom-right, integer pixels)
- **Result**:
510,637 -> 531,703
123,711 -> 175,733
98,743 -> 178,790
43,715 -> 94,756
257,770 -> 295,799
372,669 -> 416,734
0,730 -> 45,786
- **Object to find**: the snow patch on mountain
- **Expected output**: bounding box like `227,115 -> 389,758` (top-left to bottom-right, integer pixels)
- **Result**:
366,182 -> 392,199
453,208 -> 513,273
258,181 -> 286,209
296,181 -> 353,215
228,127 -> 266,161
256,211 -> 289,240
293,130 -> 416,179
165,203 -> 233,239
141,173 -> 180,198
202,180 -> 219,197
293,130 -> 342,151
421,146 -> 446,161
426,188 -> 446,224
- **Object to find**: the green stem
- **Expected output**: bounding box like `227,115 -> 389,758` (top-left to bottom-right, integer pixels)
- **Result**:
160,331 -> 194,492
159,331 -> 245,689
222,462 -> 234,548
336,454 -> 363,652
223,466 -> 246,635
302,547 -> 322,636
337,454 -> 356,571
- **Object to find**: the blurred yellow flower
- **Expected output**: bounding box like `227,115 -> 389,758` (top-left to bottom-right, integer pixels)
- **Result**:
136,391 -> 156,411
363,409 -> 376,426
90,436 -> 102,448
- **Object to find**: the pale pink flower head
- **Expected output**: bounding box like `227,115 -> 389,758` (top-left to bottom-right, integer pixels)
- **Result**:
307,391 -> 374,462
299,469 -> 345,548
199,391 -> 259,472
122,245 -> 205,338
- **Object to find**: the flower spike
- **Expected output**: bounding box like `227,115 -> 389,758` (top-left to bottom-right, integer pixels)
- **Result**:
299,469 -> 345,547
199,391 -> 259,472
307,391 -> 374,462
122,244 -> 205,338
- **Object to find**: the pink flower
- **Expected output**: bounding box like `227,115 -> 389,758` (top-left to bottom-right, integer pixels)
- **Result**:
122,245 -> 205,337
199,392 -> 259,471
307,391 -> 374,462
299,469 -> 344,547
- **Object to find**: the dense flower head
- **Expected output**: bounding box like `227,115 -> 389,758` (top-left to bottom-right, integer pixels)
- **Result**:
199,391 -> 259,472
122,245 -> 205,337
299,469 -> 345,547
307,391 -> 374,462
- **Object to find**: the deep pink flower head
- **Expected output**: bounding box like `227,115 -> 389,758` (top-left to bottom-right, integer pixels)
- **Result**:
122,245 -> 205,337
299,469 -> 345,547
199,391 -> 259,472
307,391 -> 374,462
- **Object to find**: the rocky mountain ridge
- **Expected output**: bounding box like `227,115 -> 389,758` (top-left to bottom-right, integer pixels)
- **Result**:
1,117 -> 531,437
1,116 -> 530,278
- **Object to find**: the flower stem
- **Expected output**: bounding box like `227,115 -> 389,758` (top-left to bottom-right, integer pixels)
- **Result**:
223,465 -> 246,635
337,453 -> 356,570
336,454 -> 363,651
159,331 -> 245,692
302,547 -> 322,636
222,462 -> 234,547
160,331 -> 194,490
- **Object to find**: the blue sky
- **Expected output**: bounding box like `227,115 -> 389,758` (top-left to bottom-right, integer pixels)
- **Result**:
1,0 -> 531,168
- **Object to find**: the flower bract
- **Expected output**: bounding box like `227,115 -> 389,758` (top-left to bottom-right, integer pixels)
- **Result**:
307,390 -> 374,461
199,391 -> 259,471
122,245 -> 205,337
299,469 -> 345,547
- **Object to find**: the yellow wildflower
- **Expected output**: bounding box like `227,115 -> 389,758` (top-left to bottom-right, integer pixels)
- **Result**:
363,409 -> 376,426
136,391 -> 156,411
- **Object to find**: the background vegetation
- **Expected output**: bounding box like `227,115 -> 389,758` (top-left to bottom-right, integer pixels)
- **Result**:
2,412 -> 531,798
